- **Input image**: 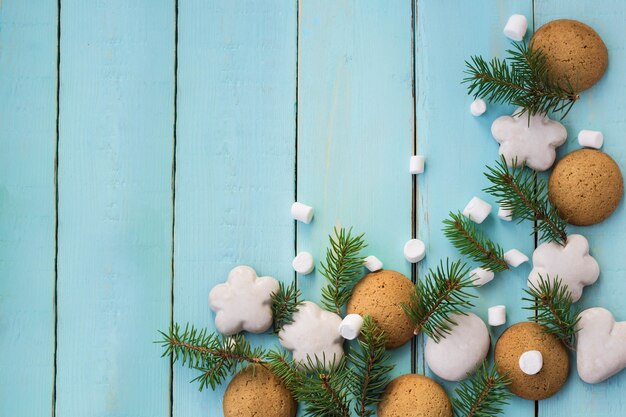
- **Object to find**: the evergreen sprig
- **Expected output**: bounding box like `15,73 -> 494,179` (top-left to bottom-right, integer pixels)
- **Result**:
271,281 -> 303,334
320,227 -> 367,314
159,323 -> 265,390
452,362 -> 512,417
484,158 -> 568,245
443,211 -> 509,272
401,259 -> 476,342
463,41 -> 579,119
348,316 -> 394,417
523,275 -> 580,350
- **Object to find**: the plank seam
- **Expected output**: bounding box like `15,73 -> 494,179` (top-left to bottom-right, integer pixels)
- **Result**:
531,2 -> 539,417
294,0 -> 300,291
410,0 -> 418,376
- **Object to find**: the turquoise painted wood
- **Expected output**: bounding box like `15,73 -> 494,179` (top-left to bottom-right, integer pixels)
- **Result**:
0,1 -> 57,416
297,0 -> 414,387
416,1 -> 535,416
174,1 -> 296,416
534,1 -> 626,416
55,1 -> 174,416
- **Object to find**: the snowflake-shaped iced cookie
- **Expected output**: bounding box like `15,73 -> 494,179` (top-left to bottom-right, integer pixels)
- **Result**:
209,265 -> 279,335
278,301 -> 344,369
491,109 -> 567,171
528,234 -> 599,302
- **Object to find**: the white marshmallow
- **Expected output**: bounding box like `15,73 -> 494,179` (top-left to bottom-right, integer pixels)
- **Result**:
363,255 -> 383,272
338,314 -> 364,340
462,196 -> 492,224
519,350 -> 543,375
410,155 -> 425,174
292,251 -> 314,275
488,305 -> 506,326
497,204 -> 513,221
578,130 -> 604,149
503,14 -> 528,41
470,267 -> 495,286
291,202 -> 314,224
470,99 -> 487,117
504,249 -> 529,267
404,239 -> 426,263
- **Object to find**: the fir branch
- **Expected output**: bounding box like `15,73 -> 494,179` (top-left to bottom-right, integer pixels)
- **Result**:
320,227 -> 367,314
452,362 -> 511,417
401,259 -> 476,342
443,211 -> 509,272
523,275 -> 580,350
159,323 -> 265,391
297,357 -> 353,417
271,281 -> 303,334
463,41 -> 579,119
348,316 -> 394,417
483,158 -> 568,245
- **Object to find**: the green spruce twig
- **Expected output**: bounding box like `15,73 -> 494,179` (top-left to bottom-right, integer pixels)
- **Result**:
483,158 -> 568,245
401,259 -> 476,342
443,211 -> 510,273
348,316 -> 394,417
271,281 -> 303,334
463,42 -> 579,119
523,275 -> 580,350
320,227 -> 367,314
452,362 -> 512,417
297,357 -> 353,417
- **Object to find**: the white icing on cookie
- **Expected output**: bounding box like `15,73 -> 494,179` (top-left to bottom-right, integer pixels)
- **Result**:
576,307 -> 626,384
279,301 -> 344,369
491,109 -> 567,172
528,234 -> 599,302
425,313 -> 490,381
208,265 -> 279,335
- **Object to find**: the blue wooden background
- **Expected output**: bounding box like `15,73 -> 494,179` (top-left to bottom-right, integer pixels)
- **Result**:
0,1 -> 624,416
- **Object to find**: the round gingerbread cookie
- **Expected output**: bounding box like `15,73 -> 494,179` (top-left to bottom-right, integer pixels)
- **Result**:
223,365 -> 297,417
347,270 -> 414,349
494,322 -> 569,400
549,149 -> 623,226
530,19 -> 608,91
378,374 -> 452,417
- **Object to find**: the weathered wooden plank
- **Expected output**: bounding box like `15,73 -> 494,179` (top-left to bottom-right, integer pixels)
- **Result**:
534,1 -> 626,415
173,1 -> 296,416
55,1 -> 174,416
417,1 -> 534,415
0,1 -> 57,415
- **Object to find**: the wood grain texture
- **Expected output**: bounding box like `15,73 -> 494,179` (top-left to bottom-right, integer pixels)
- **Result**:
55,1 -> 174,416
173,1 -> 296,416
534,1 -> 626,415
416,1 -> 535,416
297,0 -> 414,393
0,1 -> 57,415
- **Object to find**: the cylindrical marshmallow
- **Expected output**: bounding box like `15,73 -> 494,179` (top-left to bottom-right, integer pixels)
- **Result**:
519,350 -> 543,375
404,239 -> 426,263
470,267 -> 495,286
339,314 -> 364,340
292,251 -> 314,275
363,255 -> 383,272
504,249 -> 529,267
503,14 -> 528,41
291,202 -> 314,224
578,130 -> 603,149
470,99 -> 487,117
410,155 -> 425,174
497,204 -> 513,221
463,196 -> 492,224
488,305 -> 506,326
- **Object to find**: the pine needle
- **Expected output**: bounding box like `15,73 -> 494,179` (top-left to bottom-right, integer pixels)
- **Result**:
483,157 -> 568,245
523,275 -> 580,350
320,227 -> 367,314
452,362 -> 512,417
401,259 -> 476,342
463,41 -> 579,119
443,211 -> 509,272
271,281 -> 303,334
